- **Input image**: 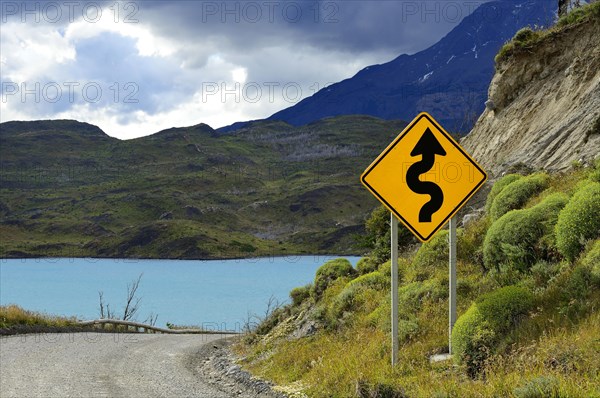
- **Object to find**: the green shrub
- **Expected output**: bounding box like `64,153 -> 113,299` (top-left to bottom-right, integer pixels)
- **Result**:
487,263 -> 526,287
549,262 -> 594,319
495,41 -> 515,65
361,206 -> 391,264
290,284 -> 312,306
331,284 -> 361,319
528,260 -> 564,291
356,257 -> 379,275
357,206 -> 416,264
313,258 -> 356,298
555,182 -> 600,261
588,157 -> 600,182
513,27 -> 536,43
347,271 -> 388,290
588,168 -> 600,183
489,173 -> 549,220
398,279 -> 447,313
543,261 -> 596,319
496,2 -> 600,65
561,266 -> 594,307
495,27 -> 542,65
581,240 -> 600,285
451,286 -> 533,374
330,274 -> 387,325
378,260 -> 392,275
366,302 -> 389,329
377,258 -> 409,282
458,217 -> 488,267
397,319 -> 420,343
355,380 -> 405,398
483,193 -> 568,271
313,277 -> 350,328
485,174 -> 523,214
408,230 -> 448,281
457,278 -> 474,297
365,303 -> 419,341
557,0 -> 600,27
513,375 -> 560,398
254,306 -> 290,336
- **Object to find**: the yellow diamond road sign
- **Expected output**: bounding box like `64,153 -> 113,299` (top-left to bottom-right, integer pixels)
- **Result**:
361,112 -> 487,242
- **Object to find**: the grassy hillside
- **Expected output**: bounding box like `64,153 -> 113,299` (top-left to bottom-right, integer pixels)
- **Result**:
236,162 -> 600,397
0,116 -> 406,259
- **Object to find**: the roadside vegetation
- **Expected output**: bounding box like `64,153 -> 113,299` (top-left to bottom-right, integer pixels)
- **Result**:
236,160 -> 600,397
0,305 -> 79,332
495,1 -> 600,65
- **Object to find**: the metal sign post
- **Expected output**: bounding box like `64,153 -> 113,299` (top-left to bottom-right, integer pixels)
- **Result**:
360,113 -> 487,364
448,216 -> 457,355
390,213 -> 399,366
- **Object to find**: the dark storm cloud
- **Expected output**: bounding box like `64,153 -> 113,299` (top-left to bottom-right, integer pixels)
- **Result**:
1,0 -> 114,25
136,0 -> 490,58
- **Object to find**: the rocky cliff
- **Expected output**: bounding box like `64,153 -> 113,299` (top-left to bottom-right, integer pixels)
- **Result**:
462,12 -> 600,176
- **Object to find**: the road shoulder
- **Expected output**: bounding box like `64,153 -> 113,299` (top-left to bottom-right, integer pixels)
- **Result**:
189,337 -> 287,398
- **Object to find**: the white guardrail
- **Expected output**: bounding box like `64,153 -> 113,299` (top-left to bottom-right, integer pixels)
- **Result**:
78,319 -> 239,335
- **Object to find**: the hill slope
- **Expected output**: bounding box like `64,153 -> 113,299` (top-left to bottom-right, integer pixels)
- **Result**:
269,0 -> 556,133
238,165 -> 600,397
0,116 -> 406,258
462,11 -> 600,175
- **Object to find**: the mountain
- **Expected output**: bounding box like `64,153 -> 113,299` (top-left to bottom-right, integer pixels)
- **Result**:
0,115 -> 407,259
268,0 -> 557,133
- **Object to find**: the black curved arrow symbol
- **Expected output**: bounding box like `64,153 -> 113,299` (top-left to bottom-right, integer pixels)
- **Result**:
406,128 -> 447,222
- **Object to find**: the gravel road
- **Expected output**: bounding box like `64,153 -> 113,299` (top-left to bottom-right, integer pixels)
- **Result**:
0,332 -> 259,398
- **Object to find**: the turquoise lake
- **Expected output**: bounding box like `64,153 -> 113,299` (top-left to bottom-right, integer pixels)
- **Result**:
0,256 -> 360,331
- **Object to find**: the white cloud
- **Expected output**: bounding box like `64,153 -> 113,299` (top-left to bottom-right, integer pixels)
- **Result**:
64,10 -> 178,58
1,1 -> 482,139
1,22 -> 75,82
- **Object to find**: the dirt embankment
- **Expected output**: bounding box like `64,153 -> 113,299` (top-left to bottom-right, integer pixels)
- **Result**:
462,19 -> 600,176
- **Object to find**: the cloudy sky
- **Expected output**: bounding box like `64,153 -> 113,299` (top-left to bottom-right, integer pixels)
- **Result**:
1,0 -> 490,139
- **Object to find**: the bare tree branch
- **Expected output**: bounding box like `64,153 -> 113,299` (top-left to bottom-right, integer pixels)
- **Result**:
97,273 -> 155,325
122,273 -> 143,321
143,312 -> 158,327
98,291 -> 105,319
264,295 -> 280,320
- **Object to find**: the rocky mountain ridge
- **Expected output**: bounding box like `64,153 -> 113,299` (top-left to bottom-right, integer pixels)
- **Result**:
268,0 -> 557,133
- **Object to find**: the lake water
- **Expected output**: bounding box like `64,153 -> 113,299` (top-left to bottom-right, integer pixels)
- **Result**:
0,256 -> 359,331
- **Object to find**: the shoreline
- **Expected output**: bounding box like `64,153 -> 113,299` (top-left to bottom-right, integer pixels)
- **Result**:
0,253 -> 364,262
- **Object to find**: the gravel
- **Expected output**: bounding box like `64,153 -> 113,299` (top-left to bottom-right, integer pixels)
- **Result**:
193,338 -> 286,398
0,332 -> 282,398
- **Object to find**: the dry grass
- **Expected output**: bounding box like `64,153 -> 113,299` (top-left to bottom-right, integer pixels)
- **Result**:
236,165 -> 600,397
240,307 -> 599,397
0,304 -> 77,329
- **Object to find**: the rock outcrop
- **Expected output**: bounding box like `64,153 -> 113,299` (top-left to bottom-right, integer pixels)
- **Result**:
462,18 -> 600,176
